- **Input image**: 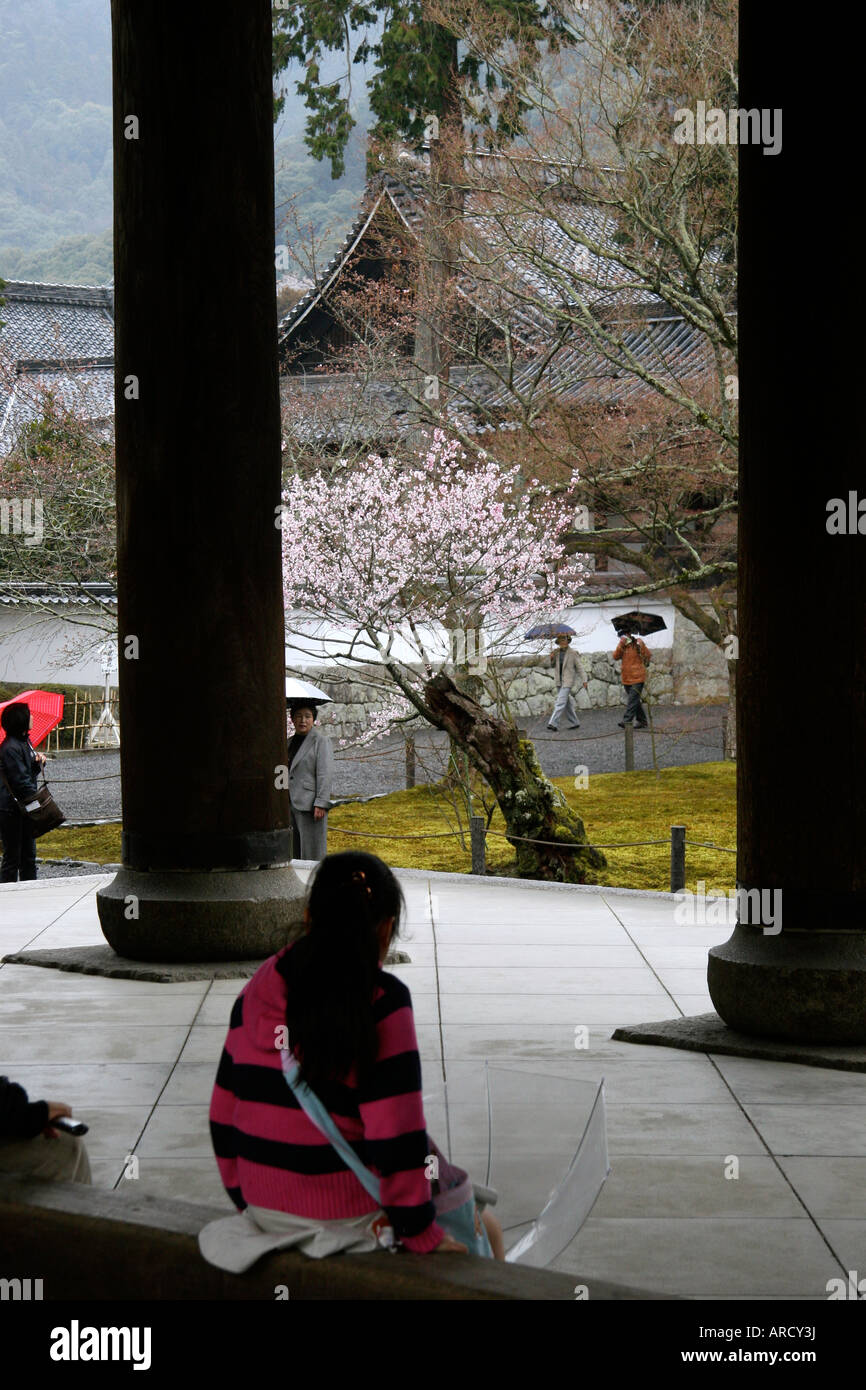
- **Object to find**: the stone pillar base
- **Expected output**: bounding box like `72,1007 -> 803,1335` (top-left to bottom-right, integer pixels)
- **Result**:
97,866 -> 307,963
708,926 -> 866,1044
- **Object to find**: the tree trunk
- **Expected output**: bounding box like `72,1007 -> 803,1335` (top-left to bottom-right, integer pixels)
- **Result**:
412,36 -> 464,416
424,672 -> 606,883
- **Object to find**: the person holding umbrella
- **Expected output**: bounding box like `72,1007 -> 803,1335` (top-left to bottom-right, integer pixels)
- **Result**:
547,633 -> 588,733
287,702 -> 333,861
613,629 -> 652,730
0,702 -> 46,882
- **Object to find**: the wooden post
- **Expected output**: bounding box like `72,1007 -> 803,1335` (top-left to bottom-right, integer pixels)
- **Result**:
707,4 -> 866,1041
470,815 -> 486,875
405,735 -> 416,789
670,825 -> 686,894
96,0 -> 304,961
624,723 -> 634,772
73,692 -> 79,750
645,693 -> 659,776
721,711 -> 736,761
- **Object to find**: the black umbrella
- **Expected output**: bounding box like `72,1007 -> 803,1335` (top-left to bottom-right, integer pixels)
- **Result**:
524,622 -> 577,639
611,611 -> 667,636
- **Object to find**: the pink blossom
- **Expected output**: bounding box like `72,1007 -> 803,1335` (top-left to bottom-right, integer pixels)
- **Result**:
280,433 -> 589,745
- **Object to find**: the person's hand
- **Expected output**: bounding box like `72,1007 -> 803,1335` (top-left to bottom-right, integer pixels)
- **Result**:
433,1233 -> 468,1254
43,1101 -> 71,1138
35,752 -> 47,767
313,806 -> 326,821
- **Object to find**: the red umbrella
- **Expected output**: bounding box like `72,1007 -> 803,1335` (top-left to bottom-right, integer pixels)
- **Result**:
0,690 -> 65,748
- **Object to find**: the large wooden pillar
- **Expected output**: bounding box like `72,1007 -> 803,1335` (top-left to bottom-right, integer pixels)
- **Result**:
97,0 -> 305,960
707,9 -> 866,1038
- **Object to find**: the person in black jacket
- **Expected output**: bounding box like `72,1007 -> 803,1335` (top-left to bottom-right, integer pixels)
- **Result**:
0,1075 -> 91,1183
0,701 -> 45,882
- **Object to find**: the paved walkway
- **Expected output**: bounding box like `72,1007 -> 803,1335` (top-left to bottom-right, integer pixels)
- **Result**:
1,868 -> 860,1299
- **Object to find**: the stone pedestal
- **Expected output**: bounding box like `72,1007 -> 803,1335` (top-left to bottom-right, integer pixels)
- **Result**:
98,868 -> 304,963
708,926 -> 866,1045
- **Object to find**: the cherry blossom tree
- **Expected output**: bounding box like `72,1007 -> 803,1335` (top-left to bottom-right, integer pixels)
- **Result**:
280,428 -> 606,882
0,372 -> 116,631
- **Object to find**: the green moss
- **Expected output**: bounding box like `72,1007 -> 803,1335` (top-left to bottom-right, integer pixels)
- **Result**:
551,823 -> 582,843
39,823 -> 121,862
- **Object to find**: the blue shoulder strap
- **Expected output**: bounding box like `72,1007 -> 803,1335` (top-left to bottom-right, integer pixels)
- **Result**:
280,1050 -> 382,1204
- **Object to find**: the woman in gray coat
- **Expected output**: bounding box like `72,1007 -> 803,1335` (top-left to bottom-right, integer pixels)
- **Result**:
287,702 -> 333,861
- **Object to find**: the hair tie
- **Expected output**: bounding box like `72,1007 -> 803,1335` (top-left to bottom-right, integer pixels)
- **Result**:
351,869 -> 373,897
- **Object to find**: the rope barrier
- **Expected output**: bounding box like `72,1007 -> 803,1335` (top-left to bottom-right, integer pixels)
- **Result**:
46,773 -> 121,783
48,818 -> 734,855
329,825 -> 680,851
485,830 -> 670,849
327,825 -> 465,841
60,819 -> 122,828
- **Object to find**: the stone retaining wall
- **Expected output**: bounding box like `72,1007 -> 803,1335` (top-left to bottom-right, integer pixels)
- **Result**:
671,615 -> 731,704
294,650 -> 679,744
292,611 -> 732,744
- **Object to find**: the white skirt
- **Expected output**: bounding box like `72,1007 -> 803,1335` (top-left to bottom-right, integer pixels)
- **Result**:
198,1204 -> 394,1271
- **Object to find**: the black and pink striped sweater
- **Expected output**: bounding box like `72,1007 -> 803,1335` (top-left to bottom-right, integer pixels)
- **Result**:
209,943 -> 445,1252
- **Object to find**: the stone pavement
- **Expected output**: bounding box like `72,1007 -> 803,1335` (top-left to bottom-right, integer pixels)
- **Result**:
1,869 -> 862,1300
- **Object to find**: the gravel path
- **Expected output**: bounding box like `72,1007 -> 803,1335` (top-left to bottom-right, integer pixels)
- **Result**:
330,703 -> 727,797
35,702 -> 727,878
42,751 -> 123,821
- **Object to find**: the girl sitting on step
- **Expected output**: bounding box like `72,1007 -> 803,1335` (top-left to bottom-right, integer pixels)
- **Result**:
200,850 -> 503,1268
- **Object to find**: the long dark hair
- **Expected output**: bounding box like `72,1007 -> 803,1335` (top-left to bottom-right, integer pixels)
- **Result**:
281,851 -> 405,1089
0,703 -> 30,739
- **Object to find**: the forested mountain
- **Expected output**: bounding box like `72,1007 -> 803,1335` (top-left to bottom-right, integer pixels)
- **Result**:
0,0 -> 593,290
0,0 -> 368,285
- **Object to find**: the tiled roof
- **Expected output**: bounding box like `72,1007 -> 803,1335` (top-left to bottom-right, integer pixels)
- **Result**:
279,320 -> 712,449
279,172 -> 674,341
0,361 -> 115,457
277,172 -> 728,415
277,195 -> 388,348
280,372 -> 409,447
0,582 -> 117,606
0,281 -> 114,358
381,172 -> 670,328
459,314 -> 717,411
0,281 -> 116,456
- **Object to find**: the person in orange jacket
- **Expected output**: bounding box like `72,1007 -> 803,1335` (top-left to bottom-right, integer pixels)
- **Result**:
613,632 -> 651,729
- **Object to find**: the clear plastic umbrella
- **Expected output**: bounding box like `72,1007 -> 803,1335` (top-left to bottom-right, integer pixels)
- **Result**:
421,1062 -> 609,1267
285,677 -> 332,705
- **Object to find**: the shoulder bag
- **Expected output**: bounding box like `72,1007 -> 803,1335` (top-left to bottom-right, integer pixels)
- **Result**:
0,758 -> 66,837
280,1050 -> 493,1256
